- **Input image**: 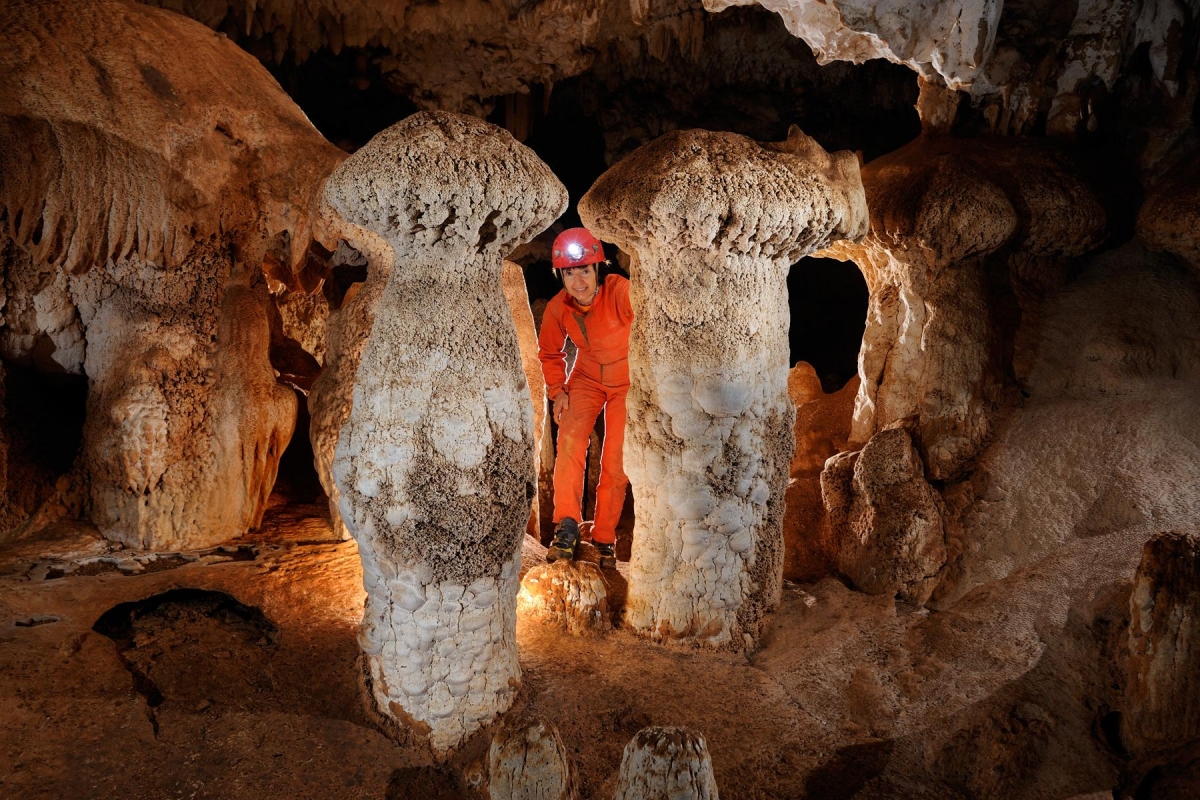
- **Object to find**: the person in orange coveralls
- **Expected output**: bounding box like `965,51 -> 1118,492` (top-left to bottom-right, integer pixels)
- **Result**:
538,227 -> 633,569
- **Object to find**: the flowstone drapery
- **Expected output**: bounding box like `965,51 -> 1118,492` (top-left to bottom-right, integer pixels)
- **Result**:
0,0 -> 343,548
324,111 -> 566,755
580,127 -> 866,649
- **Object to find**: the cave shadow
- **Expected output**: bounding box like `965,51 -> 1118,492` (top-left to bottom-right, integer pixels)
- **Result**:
90,586 -> 369,731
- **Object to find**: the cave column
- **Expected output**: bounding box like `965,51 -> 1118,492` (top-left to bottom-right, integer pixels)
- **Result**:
580,127 -> 866,648
323,111 -> 566,756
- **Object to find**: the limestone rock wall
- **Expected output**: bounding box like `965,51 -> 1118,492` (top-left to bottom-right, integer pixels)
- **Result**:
0,0 -> 344,549
324,111 -> 566,755
581,126 -> 867,648
935,242 -> 1200,603
705,0 -> 1198,143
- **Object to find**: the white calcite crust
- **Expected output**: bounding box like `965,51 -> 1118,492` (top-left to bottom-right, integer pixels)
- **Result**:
580,126 -> 866,649
324,111 -> 566,755
614,726 -> 720,800
487,714 -> 577,800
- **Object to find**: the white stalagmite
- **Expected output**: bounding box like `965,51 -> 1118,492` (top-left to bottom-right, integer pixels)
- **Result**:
580,127 -> 867,649
487,714 -> 577,800
323,111 -> 566,756
614,726 -> 719,800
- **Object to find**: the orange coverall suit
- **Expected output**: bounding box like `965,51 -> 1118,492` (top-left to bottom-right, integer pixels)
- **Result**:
537,274 -> 634,545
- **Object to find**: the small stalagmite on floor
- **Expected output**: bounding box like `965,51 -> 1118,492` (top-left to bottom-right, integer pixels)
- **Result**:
323,110 -> 567,756
517,560 -> 610,634
579,126 -> 867,649
1122,531 -> 1200,757
487,714 -> 577,800
614,726 -> 719,800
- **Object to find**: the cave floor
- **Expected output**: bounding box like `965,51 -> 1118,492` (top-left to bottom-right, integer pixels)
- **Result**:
0,497 -> 1136,799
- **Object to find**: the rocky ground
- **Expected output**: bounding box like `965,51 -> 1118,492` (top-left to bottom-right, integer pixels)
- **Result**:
0,486 -> 1157,799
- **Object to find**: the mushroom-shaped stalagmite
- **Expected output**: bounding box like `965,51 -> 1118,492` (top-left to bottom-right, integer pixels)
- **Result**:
0,0 -> 345,549
614,726 -> 720,800
821,136 -> 1107,481
815,136 -> 1107,602
580,127 -> 867,648
323,111 -> 567,756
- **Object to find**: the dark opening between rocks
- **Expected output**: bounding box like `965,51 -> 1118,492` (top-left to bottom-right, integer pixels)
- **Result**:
92,589 -> 280,735
788,256 -> 869,393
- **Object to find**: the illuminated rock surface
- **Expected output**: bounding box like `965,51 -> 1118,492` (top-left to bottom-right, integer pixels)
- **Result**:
580,126 -> 867,649
517,561 -> 611,635
1123,532 -> 1200,758
0,0 -> 343,549
324,111 -> 566,755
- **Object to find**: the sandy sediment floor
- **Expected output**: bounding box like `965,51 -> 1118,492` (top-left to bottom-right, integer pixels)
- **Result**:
0,496 -> 1141,799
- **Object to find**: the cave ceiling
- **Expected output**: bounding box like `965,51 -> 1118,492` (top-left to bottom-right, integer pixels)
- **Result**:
141,0 -> 1200,174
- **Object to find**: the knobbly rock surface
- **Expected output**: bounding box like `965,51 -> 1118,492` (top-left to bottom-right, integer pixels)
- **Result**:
487,713 -> 577,800
821,135 -> 1107,482
1123,531 -> 1200,757
613,726 -> 719,800
518,561 -> 611,634
1138,152 -> 1200,279
324,110 -> 566,755
0,0 -> 344,549
581,126 -> 866,650
826,426 -> 946,605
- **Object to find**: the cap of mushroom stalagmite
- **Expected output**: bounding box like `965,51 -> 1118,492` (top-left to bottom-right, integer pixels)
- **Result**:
323,111 -> 567,257
1138,154 -> 1200,274
580,127 -> 867,261
846,138 -> 1107,269
0,0 -> 344,275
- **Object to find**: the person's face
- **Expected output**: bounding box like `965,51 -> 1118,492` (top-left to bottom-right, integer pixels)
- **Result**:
561,264 -> 598,304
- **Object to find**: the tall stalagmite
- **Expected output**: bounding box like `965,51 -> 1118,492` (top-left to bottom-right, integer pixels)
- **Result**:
580,127 -> 866,648
323,111 -> 567,755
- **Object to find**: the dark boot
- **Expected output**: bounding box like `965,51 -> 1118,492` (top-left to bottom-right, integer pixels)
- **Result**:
546,518 -> 580,563
594,541 -> 617,570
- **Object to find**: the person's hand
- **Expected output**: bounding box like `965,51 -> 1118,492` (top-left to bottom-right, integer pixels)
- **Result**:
553,393 -> 570,424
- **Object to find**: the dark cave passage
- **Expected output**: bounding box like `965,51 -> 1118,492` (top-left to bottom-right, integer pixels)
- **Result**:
788,257 -> 869,393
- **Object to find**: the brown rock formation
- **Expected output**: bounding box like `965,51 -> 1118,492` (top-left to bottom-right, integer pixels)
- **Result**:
1138,153 -> 1200,278
614,726 -> 719,800
822,135 -> 1107,481
487,714 -> 577,800
1123,531 -> 1200,757
323,111 -> 566,755
824,426 -> 946,605
502,260 -> 546,537
783,363 -> 858,581
580,126 -> 867,649
0,0 -> 344,548
517,561 -> 611,634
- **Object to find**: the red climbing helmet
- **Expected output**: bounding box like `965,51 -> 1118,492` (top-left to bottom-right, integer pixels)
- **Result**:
551,227 -> 605,269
